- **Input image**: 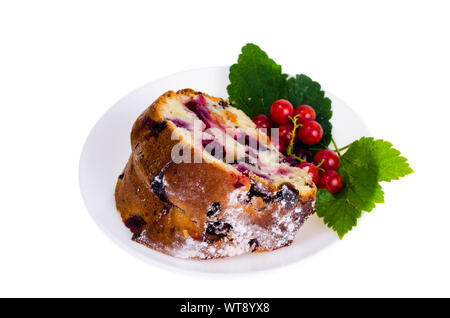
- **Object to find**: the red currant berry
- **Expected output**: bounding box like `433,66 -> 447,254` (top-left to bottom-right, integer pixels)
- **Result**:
279,124 -> 295,138
274,124 -> 296,153
297,121 -> 323,145
313,149 -> 340,170
252,114 -> 273,130
318,170 -> 343,194
270,99 -> 294,125
294,105 -> 316,123
297,162 -> 319,184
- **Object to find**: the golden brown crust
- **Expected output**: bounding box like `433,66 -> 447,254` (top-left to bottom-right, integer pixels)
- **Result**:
115,89 -> 315,259
146,88 -> 224,120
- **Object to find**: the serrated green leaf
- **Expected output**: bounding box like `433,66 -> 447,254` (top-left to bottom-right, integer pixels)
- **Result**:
227,43 -> 288,118
316,189 -> 362,239
316,137 -> 413,238
358,137 -> 414,182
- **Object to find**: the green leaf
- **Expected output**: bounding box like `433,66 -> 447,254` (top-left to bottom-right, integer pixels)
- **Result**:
286,74 -> 333,147
315,137 -> 413,238
227,43 -> 288,118
359,138 -> 414,182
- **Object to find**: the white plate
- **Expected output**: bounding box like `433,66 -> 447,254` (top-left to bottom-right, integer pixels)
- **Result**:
79,66 -> 370,274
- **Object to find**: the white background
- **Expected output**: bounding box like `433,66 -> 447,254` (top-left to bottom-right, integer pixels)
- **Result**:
1,0 -> 449,297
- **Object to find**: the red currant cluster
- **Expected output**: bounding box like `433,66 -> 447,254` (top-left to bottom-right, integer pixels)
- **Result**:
252,99 -> 343,194
254,99 -> 323,152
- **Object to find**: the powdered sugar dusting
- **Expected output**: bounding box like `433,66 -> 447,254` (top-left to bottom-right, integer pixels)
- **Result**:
165,188 -> 314,259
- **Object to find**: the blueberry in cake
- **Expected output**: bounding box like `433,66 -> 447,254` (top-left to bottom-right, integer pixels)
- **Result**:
115,89 -> 316,259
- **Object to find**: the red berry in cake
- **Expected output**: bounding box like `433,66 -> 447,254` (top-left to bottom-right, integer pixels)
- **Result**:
318,170 -> 343,194
297,162 -> 319,184
313,149 -> 340,170
252,114 -> 273,129
294,105 -> 316,123
297,120 -> 323,145
125,215 -> 147,235
144,118 -> 167,137
270,99 -> 294,125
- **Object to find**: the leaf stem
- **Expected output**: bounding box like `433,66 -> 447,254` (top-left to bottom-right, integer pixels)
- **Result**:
336,144 -> 351,152
330,142 -> 352,154
331,137 -> 341,157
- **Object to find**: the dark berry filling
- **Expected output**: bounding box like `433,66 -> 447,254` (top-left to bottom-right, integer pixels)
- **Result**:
141,117 -> 167,138
125,215 -> 147,235
249,238 -> 260,251
161,205 -> 171,216
240,181 -> 272,203
184,96 -> 269,157
235,164 -> 269,179
249,181 -> 272,198
277,182 -> 299,206
234,182 -> 244,188
118,173 -> 124,179
184,95 -> 215,129
276,168 -> 291,175
201,139 -> 213,148
206,202 -> 221,217
150,169 -> 169,203
203,220 -> 232,243
169,119 -> 191,129
184,96 -> 274,175
206,220 -> 232,235
236,164 -> 250,176
241,181 -> 299,206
